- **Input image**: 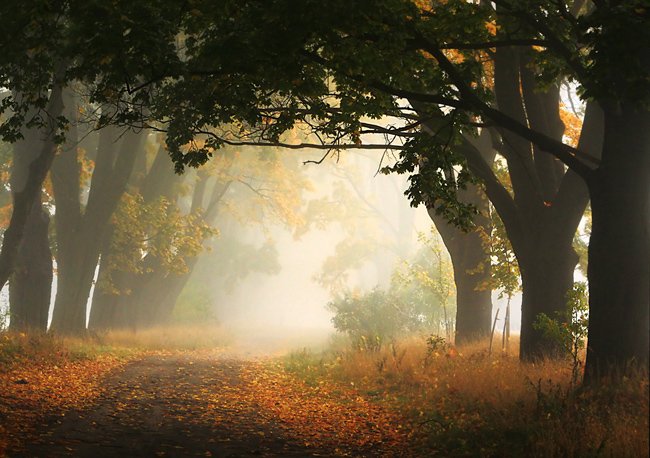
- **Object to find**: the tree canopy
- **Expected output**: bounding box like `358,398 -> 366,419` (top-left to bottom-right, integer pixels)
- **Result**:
1,0 -> 648,380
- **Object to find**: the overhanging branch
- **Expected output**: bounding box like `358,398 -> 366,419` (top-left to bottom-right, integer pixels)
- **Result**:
415,35 -> 599,180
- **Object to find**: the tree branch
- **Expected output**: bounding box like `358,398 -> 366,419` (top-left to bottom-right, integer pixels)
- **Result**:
440,38 -> 549,50
415,35 -> 598,179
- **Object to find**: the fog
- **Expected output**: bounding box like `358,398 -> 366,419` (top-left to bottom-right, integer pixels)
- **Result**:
0,148 -> 524,353
173,151 -> 523,354
0,145 -> 521,354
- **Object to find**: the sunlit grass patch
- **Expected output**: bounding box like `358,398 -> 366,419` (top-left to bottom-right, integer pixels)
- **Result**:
96,324 -> 233,351
0,324 -> 232,365
0,331 -> 129,367
284,335 -> 649,457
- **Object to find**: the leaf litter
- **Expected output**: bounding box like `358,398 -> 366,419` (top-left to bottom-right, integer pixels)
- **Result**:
1,349 -> 414,456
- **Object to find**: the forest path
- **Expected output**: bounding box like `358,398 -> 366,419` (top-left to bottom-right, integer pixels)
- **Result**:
20,353 -> 410,457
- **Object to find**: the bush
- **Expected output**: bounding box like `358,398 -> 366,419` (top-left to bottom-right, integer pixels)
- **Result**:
534,282 -> 589,384
327,289 -> 427,351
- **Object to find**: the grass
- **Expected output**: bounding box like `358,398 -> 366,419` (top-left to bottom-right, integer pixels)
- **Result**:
284,335 -> 649,457
0,331 -> 129,368
0,324 -> 232,369
93,324 -> 233,351
2,327 -> 646,456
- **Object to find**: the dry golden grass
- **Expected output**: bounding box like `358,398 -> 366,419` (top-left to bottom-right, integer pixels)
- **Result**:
94,324 -> 233,350
286,335 -> 649,457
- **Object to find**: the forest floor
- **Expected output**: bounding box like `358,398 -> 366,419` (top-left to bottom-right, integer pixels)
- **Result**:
1,330 -> 648,457
1,349 -> 411,457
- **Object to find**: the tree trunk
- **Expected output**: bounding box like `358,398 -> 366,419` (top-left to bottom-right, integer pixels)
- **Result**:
429,194 -> 493,345
0,84 -> 64,291
9,203 -> 52,331
88,268 -> 137,331
88,145 -> 182,330
131,269 -> 194,329
518,238 -> 579,360
50,125 -> 144,335
6,97 -> 61,331
453,249 -> 492,344
49,235 -> 99,333
584,105 -> 650,381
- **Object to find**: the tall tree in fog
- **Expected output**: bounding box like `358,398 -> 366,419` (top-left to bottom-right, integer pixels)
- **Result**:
427,180 -> 493,345
0,1 -> 181,294
7,102 -> 56,332
90,145 -> 310,330
302,150 -> 492,345
404,88 -> 600,358
0,82 -> 64,301
0,94 -> 61,331
50,92 -> 146,334
89,145 -> 216,330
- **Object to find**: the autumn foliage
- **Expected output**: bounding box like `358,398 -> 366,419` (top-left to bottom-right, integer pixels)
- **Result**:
1,330 -> 647,456
0,332 -> 136,454
286,337 -> 649,457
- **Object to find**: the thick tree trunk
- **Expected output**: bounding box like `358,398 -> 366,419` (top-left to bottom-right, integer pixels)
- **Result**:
88,145 -> 182,330
49,236 -> 99,333
518,239 -> 579,360
9,203 -> 52,331
131,269 -> 193,329
90,264 -> 190,331
584,105 -> 650,381
429,191 -> 493,345
88,269 -> 136,331
453,245 -> 492,344
50,126 -> 143,335
486,45 -> 604,360
0,85 -> 64,291
6,97 -> 61,331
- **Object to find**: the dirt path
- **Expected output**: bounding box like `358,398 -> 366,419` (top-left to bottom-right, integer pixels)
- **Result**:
17,354 -> 409,457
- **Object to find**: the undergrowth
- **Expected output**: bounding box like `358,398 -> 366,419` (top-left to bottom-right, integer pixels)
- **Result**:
95,324 -> 233,350
0,331 -> 135,369
284,336 -> 649,457
0,324 -> 232,369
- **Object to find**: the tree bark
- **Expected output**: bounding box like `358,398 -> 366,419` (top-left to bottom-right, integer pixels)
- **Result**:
9,202 -> 52,331
428,183 -> 493,345
475,47 -> 603,361
518,236 -> 579,360
90,172 -> 229,331
50,121 -> 144,335
0,84 -> 64,291
6,98 -> 61,331
584,104 -> 650,381
130,265 -> 195,329
88,146 -> 181,330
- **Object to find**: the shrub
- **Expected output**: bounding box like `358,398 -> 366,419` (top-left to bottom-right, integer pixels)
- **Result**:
327,289 -> 419,350
534,282 -> 589,384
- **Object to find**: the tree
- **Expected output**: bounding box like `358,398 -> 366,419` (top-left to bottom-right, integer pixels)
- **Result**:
50,92 -> 146,334
305,150 -> 491,345
426,174 -> 493,345
90,144 -> 310,330
1,101 -> 57,331
0,0 -> 183,294
0,83 -> 63,294
142,0 -> 644,379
